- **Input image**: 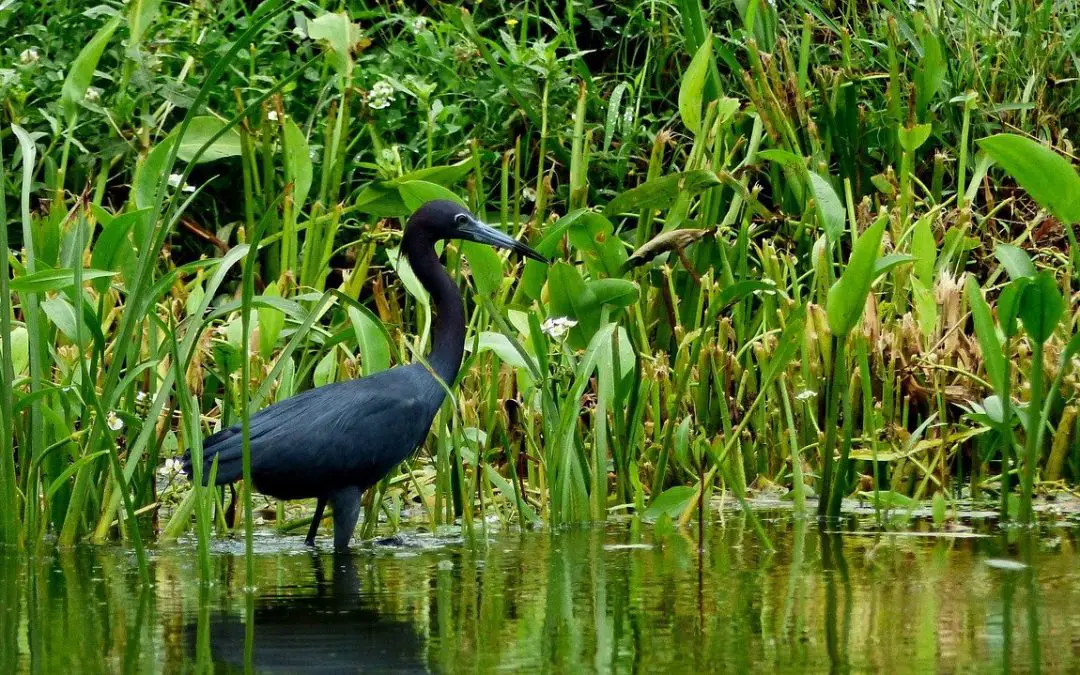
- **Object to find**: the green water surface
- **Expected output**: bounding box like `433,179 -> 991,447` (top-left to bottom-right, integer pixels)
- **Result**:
1,513 -> 1077,672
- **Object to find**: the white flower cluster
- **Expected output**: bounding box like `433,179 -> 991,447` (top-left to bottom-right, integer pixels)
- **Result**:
541,316 -> 577,340
19,48 -> 39,65
158,457 -> 188,483
84,87 -> 102,103
368,79 -> 394,110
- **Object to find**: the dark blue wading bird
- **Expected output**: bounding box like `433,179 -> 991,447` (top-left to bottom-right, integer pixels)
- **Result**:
182,200 -> 545,550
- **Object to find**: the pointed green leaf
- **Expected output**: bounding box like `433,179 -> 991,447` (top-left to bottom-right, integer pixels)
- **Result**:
979,134 -> 1080,225
1018,271 -> 1064,344
61,15 -> 121,123
826,214 -> 888,336
679,34 -> 713,135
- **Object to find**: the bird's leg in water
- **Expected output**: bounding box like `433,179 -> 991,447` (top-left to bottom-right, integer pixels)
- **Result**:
330,486 -> 362,551
306,497 -> 328,546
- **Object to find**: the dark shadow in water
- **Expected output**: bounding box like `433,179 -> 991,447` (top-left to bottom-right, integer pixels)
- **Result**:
186,552 -> 426,673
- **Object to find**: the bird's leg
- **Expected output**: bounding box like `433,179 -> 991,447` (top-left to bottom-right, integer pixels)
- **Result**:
306,496 -> 328,546
329,486 -> 362,552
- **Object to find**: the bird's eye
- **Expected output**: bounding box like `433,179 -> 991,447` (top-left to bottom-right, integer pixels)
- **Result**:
455,214 -> 469,226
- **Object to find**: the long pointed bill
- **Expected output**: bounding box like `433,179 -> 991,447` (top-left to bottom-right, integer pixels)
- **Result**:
459,217 -> 547,263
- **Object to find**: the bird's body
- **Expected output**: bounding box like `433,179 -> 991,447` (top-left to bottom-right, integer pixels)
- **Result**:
182,200 -> 543,550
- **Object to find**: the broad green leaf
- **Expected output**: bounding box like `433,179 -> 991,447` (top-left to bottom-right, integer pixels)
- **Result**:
872,253 -> 915,279
313,349 -> 338,387
5,327 -> 29,376
912,277 -> 937,339
41,297 -> 86,347
90,208 -> 146,292
587,279 -> 639,308
397,181 -> 463,212
10,268 -> 116,293
347,305 -> 390,375
132,136 -> 176,210
257,284 -> 285,360
1018,271 -> 1064,344
283,117 -> 313,211
568,212 -> 627,278
994,244 -> 1036,280
914,30 -> 945,117
473,332 -> 531,371
679,34 -> 713,135
127,0 -> 163,46
964,277 -> 1004,393
461,241 -> 502,297
308,11 -> 361,77
643,485 -> 697,521
978,134 -> 1080,225
826,214 -> 887,336
387,247 -> 429,308
547,262 -> 593,346
173,116 -> 243,164
911,214 -> 936,286
61,15 -> 121,123
808,171 -> 844,243
604,170 -> 721,216
898,123 -> 933,152
998,278 -> 1028,340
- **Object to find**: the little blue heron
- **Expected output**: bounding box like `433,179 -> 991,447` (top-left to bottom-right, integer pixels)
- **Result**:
182,200 -> 545,550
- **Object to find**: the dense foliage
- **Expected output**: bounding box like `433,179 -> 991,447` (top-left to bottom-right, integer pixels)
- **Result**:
2,0 -> 1079,569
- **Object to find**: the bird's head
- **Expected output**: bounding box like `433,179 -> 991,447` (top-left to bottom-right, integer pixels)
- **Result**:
407,200 -> 547,262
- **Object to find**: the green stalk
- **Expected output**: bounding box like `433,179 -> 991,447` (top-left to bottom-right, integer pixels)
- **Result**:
817,335 -> 846,518
0,137 -> 19,545
1019,339 -> 1044,525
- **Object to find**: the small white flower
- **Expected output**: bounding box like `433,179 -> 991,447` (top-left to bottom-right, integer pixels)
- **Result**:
522,187 -> 537,202
368,79 -> 395,110
541,316 -> 578,340
19,48 -> 39,65
267,110 -> 279,121
794,389 -> 818,402
411,17 -> 426,34
158,457 -> 187,481
136,391 -> 148,403
84,86 -> 102,103
106,411 -> 124,432
167,173 -> 196,193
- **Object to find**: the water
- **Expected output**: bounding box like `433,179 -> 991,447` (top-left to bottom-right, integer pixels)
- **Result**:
2,513 -> 1078,673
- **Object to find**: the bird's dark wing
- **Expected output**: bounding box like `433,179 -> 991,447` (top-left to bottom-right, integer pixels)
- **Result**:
181,366 -> 434,499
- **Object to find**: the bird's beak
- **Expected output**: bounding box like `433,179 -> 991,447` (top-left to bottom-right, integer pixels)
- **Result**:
458,216 -> 547,263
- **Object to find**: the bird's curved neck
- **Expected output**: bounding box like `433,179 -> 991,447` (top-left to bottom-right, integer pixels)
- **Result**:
401,230 -> 464,386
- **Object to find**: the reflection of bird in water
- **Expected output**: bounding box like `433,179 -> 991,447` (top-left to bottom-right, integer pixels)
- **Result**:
185,553 -> 426,673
